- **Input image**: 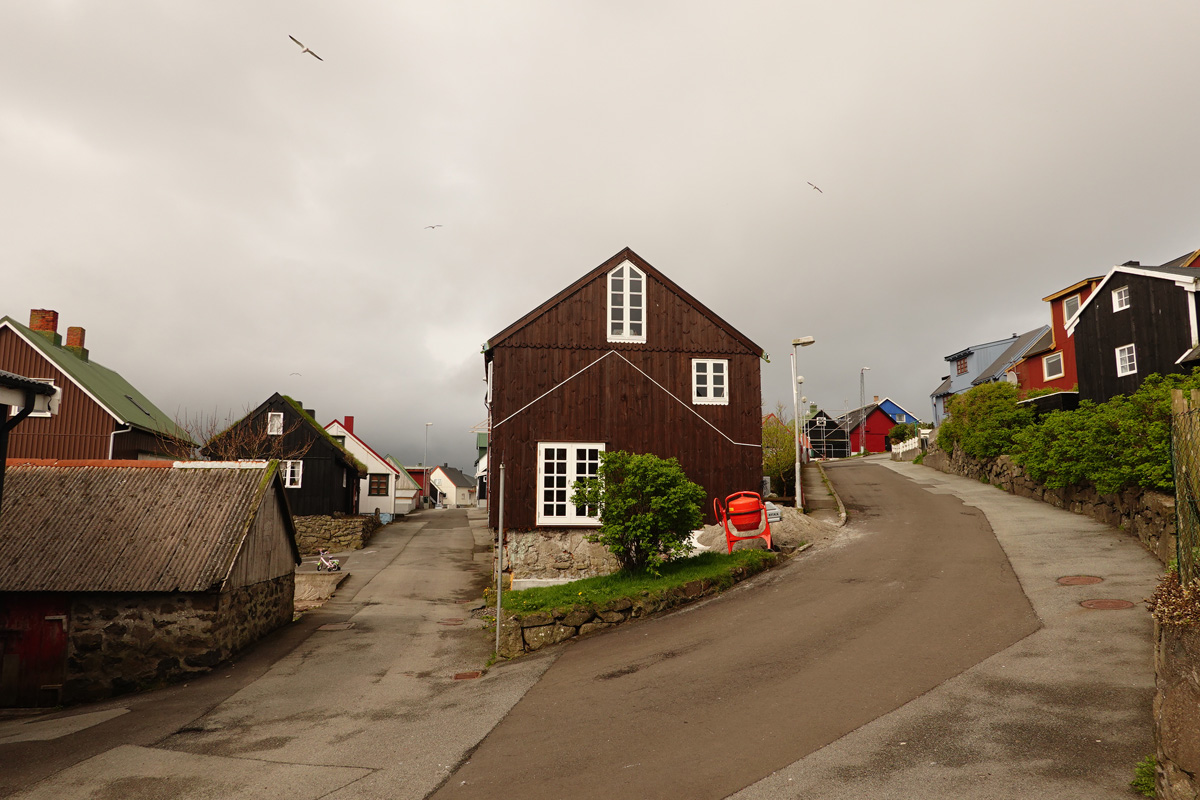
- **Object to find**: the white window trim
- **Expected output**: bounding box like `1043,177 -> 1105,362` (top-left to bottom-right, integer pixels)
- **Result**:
536,442 -> 604,526
1116,344 -> 1137,377
1062,293 -> 1081,322
606,260 -> 647,344
267,411 -> 284,435
1113,285 -> 1131,312
282,459 -> 303,488
692,358 -> 729,405
1042,351 -> 1065,381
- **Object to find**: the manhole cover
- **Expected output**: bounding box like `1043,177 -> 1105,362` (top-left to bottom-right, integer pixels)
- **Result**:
454,671 -> 483,680
439,619 -> 465,626
1058,575 -> 1104,585
1080,599 -> 1135,610
317,622 -> 356,631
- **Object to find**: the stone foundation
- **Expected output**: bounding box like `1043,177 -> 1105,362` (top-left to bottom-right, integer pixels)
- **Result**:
922,446 -> 1175,564
506,529 -> 621,581
293,514 -> 381,555
1156,622 -> 1200,799
498,555 -> 777,658
63,573 -> 294,703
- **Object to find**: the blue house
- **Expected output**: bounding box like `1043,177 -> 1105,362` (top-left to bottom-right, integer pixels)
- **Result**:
877,397 -> 922,426
930,327 -> 1048,425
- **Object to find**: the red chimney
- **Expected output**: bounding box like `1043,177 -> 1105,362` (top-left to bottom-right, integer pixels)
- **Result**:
65,326 -> 89,362
344,416 -> 354,434
28,309 -> 61,345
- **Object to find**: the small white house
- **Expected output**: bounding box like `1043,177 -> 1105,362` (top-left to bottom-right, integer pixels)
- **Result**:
385,455 -> 421,514
325,416 -> 411,516
429,464 -> 476,508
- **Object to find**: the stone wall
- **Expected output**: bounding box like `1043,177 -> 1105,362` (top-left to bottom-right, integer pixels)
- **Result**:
64,574 -> 294,703
293,514 -> 381,555
506,529 -> 621,581
497,556 -> 777,658
922,446 -> 1175,564
1156,623 -> 1200,800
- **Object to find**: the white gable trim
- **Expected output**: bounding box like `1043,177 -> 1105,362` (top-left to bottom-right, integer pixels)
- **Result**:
1066,266 -> 1200,337
0,320 -> 123,426
324,420 -> 399,475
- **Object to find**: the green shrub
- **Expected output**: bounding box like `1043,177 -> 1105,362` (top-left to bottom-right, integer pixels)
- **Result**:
1131,754 -> 1157,797
888,423 -> 916,444
937,382 -> 1034,459
571,450 -> 706,573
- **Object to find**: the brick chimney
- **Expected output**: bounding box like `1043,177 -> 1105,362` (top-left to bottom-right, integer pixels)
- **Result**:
874,395 -> 880,404
29,309 -> 61,345
344,415 -> 354,434
65,326 -> 89,362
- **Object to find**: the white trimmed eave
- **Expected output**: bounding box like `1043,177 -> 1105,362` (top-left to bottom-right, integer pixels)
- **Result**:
0,321 -> 122,425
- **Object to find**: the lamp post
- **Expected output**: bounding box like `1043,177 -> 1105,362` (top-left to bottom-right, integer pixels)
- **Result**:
791,336 -> 815,510
423,422 -> 432,507
859,367 -> 870,454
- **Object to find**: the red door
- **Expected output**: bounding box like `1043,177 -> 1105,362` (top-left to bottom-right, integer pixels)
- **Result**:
0,594 -> 69,708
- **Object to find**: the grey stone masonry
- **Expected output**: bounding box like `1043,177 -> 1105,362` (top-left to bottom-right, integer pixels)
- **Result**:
1156,623 -> 1200,800
293,514 -> 382,555
506,529 -> 621,581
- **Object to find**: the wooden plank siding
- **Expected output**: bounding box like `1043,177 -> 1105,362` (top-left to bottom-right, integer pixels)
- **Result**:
487,250 -> 762,530
0,328 -> 118,459
1074,273 -> 1199,403
225,482 -> 298,589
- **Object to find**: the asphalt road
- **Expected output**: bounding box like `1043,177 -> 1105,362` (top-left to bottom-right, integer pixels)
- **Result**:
432,459 -> 1043,800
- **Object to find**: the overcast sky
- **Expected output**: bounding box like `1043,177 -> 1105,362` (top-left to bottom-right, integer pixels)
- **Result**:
6,2 -> 1200,470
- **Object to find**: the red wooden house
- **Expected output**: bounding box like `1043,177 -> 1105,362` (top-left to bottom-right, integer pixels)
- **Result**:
0,310 -> 192,459
837,400 -> 897,454
484,247 -> 764,530
1009,277 -> 1102,396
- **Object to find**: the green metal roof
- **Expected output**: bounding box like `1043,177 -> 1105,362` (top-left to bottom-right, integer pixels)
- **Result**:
2,316 -> 193,444
476,432 -> 488,449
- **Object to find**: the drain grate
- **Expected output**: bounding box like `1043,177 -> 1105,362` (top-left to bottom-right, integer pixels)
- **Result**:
1058,575 -> 1104,585
317,622 -> 356,631
1080,599 -> 1135,610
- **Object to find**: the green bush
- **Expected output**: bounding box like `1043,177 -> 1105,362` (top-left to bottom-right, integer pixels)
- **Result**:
937,382 -> 1034,459
1131,754 -> 1157,797
571,450 -> 707,574
888,423 -> 916,444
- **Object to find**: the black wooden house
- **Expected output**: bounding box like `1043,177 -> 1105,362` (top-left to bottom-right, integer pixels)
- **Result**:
1066,253 -> 1200,403
804,410 -> 851,459
206,393 -> 365,516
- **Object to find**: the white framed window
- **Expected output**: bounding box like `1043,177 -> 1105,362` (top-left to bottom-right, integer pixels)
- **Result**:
1116,344 -> 1137,377
267,412 -> 284,435
692,359 -> 729,404
536,442 -> 604,526
282,460 -> 303,488
607,261 -> 646,343
1042,352 -> 1065,381
1062,293 -> 1081,321
1113,285 -> 1131,311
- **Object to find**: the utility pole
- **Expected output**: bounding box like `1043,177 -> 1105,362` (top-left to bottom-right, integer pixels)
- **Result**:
859,367 -> 870,455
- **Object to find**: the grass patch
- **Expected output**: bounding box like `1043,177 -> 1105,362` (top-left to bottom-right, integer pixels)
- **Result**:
501,549 -> 779,614
1131,755 -> 1156,797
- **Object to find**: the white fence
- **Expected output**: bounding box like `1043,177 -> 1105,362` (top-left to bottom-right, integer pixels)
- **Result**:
893,430 -> 932,457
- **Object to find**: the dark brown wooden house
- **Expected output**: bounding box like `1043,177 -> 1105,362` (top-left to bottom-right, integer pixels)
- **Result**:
1066,253 -> 1200,403
0,310 -> 192,459
207,393 -> 365,517
485,248 -> 764,530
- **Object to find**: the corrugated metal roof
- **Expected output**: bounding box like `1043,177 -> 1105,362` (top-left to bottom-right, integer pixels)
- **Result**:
0,369 -> 57,395
0,316 -> 193,443
972,326 -> 1050,385
0,464 -> 291,593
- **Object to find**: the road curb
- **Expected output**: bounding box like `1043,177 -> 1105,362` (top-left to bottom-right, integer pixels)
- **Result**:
816,460 -> 848,527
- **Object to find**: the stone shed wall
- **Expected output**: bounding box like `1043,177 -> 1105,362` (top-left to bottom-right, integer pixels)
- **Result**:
64,574 -> 295,703
293,514 -> 381,555
1156,623 -> 1200,800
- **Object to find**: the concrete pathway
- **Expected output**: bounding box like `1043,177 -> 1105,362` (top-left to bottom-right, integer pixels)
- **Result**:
730,458 -> 1163,799
2,509 -> 554,800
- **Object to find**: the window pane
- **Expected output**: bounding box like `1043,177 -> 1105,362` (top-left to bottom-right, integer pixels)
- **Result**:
714,386 -> 725,398
695,362 -> 707,374
630,279 -> 641,292
630,294 -> 642,308
630,323 -> 642,336
612,322 -> 623,335
712,362 -> 725,375
613,266 -> 624,279
556,448 -> 566,460
612,293 -> 623,307
630,308 -> 642,322
611,279 -> 623,292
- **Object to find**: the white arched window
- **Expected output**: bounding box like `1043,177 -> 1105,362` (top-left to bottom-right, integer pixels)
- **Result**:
607,261 -> 646,343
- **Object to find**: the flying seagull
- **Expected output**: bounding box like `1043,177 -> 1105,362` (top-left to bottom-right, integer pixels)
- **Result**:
425,224 -> 443,229
288,35 -> 323,61
808,182 -> 823,193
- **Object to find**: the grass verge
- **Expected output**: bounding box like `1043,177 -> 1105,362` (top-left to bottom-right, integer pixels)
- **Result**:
500,549 -> 780,614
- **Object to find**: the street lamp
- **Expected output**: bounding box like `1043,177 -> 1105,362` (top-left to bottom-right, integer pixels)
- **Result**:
859,367 -> 870,455
791,336 -> 815,510
423,422 -> 432,507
